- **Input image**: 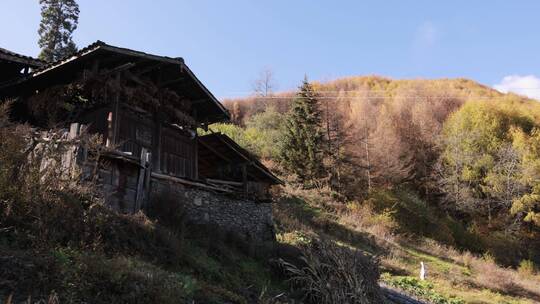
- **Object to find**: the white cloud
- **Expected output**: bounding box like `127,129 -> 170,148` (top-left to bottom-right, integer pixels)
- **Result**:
494,75 -> 540,100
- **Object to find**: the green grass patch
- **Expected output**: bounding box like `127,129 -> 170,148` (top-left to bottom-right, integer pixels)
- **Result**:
382,274 -> 465,304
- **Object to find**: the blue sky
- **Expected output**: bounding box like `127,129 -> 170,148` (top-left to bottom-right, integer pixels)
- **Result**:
2,1 -> 540,99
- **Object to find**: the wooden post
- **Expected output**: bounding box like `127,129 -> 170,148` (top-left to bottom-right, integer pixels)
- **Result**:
65,123 -> 81,176
68,122 -> 80,139
154,70 -> 163,173
154,119 -> 162,172
242,163 -> 248,197
135,147 -> 148,212
193,108 -> 199,180
106,111 -> 113,147
112,72 -> 121,146
143,151 -> 153,211
193,133 -> 199,180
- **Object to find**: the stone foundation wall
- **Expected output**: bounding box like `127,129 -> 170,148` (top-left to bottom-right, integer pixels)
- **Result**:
150,178 -> 275,243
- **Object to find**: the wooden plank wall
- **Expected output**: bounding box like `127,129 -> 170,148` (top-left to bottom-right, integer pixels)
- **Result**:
160,127 -> 196,179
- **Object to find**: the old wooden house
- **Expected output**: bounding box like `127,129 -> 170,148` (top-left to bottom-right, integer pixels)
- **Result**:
0,42 -> 281,242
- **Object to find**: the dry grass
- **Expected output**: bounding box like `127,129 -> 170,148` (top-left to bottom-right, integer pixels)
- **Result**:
339,202 -> 398,242
3,292 -> 60,304
280,238 -> 384,304
274,183 -> 540,303
518,260 -> 537,278
415,240 -> 540,300
469,256 -> 540,300
471,256 -> 520,292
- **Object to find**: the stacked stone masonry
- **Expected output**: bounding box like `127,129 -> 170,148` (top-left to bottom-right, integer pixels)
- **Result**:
151,179 -> 275,243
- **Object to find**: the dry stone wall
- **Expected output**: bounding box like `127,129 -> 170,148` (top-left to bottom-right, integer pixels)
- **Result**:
150,178 -> 275,243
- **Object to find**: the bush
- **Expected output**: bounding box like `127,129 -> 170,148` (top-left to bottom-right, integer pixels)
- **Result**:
482,231 -> 524,266
518,259 -> 537,277
444,217 -> 484,253
279,238 -> 384,304
472,255 -> 519,294
148,189 -> 187,246
340,201 -> 398,241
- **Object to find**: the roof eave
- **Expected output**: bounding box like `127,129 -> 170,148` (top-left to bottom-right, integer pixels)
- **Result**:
181,63 -> 231,121
200,133 -> 283,185
0,48 -> 45,68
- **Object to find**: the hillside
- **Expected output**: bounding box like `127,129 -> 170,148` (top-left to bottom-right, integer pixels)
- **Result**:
215,76 -> 540,303
0,99 -> 385,303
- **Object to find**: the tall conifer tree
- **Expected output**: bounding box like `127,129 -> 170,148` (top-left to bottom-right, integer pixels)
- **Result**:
280,77 -> 324,184
38,0 -> 79,62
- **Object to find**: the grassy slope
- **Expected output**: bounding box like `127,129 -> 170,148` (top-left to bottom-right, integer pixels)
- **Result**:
3,176 -> 539,303
0,208 -> 285,303
221,76 -> 540,303
272,184 -> 540,304
5,182 -> 537,303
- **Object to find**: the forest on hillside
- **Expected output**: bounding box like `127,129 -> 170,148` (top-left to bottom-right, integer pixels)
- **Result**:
216,76 -> 540,266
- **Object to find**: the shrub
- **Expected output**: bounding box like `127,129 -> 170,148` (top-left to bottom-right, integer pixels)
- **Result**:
280,238 -> 384,304
340,201 -> 398,241
459,251 -> 475,269
482,231 -> 524,266
148,189 -> 187,237
444,217 -> 484,253
518,259 -> 537,277
361,188 -> 461,245
471,255 -> 519,294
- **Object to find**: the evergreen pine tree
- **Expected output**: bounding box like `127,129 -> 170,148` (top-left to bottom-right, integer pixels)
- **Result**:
38,0 -> 79,62
280,76 -> 324,184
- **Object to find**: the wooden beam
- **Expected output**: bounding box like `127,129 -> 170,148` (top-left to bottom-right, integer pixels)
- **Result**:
212,135 -> 282,184
102,62 -> 136,77
134,62 -> 164,76
151,172 -> 233,193
199,138 -> 263,183
124,70 -> 149,87
198,140 -> 232,163
191,99 -> 209,105
159,76 -> 185,87
206,178 -> 243,187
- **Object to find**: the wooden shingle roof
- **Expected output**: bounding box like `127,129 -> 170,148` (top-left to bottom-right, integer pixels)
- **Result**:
0,47 -> 44,68
0,48 -> 44,86
1,41 -> 230,123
